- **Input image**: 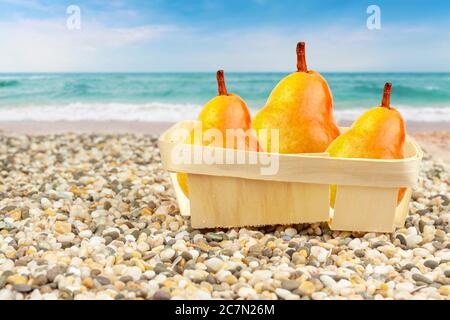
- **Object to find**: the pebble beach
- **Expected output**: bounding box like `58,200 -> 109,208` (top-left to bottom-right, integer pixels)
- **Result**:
0,132 -> 449,300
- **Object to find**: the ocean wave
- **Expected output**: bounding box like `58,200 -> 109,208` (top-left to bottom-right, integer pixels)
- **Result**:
333,105 -> 450,122
0,102 -> 448,123
0,102 -> 202,122
0,80 -> 20,88
348,84 -> 450,99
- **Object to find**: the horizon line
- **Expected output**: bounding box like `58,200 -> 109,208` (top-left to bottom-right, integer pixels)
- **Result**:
1,71 -> 450,74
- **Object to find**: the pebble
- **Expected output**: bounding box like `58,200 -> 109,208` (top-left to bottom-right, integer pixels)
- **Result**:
348,238 -> 361,250
32,275 -> 48,286
396,282 -> 414,292
275,288 -> 297,300
412,274 -> 432,285
320,275 -> 337,290
154,263 -> 167,274
47,266 -> 66,282
40,198 -> 51,209
153,290 -> 171,300
298,281 -> 315,296
94,276 -> 111,286
253,270 -> 272,281
395,234 -> 407,246
181,251 -> 193,261
14,284 -> 32,293
160,248 -> 176,262
238,287 -> 256,299
401,263 -> 416,271
104,231 -> 119,240
89,236 -> 104,246
54,221 -> 72,234
204,258 -> 224,273
407,227 -> 418,236
354,249 -> 366,258
123,267 -> 142,281
79,230 -> 93,238
183,270 -> 208,282
406,235 -> 423,248
248,245 -> 263,257
0,134 -> 447,301
281,279 -> 299,291
311,246 -> 329,263
206,233 -> 223,242
413,248 -> 429,258
424,260 -> 439,269
284,227 -> 297,237
103,201 -> 112,210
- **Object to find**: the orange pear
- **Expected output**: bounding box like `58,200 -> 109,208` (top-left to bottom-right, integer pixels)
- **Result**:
177,70 -> 261,196
253,42 -> 340,153
326,83 -> 406,207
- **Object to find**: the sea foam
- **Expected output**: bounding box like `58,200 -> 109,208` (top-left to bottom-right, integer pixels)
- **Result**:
0,102 -> 448,123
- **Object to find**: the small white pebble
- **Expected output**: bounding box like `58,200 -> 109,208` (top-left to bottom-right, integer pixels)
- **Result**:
284,227 -> 297,237
40,198 -> 51,209
123,266 -> 142,281
204,257 -> 224,272
238,287 -> 256,299
348,238 -> 361,250
78,230 -> 92,238
160,248 -> 175,262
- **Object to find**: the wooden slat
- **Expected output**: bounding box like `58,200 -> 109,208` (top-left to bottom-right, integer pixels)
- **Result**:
159,121 -> 422,188
330,185 -> 398,232
188,174 -> 329,228
394,188 -> 412,228
169,173 -> 190,217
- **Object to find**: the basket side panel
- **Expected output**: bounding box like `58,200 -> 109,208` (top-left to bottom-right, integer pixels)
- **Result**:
169,173 -> 191,217
394,188 -> 412,228
330,185 -> 398,233
188,175 -> 329,228
290,182 -> 330,223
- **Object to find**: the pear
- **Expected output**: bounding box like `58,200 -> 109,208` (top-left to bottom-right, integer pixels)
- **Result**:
177,70 -> 261,196
327,83 -> 406,207
253,42 -> 340,153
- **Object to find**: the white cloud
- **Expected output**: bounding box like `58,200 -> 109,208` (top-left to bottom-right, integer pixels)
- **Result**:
0,18 -> 175,72
157,23 -> 450,72
0,17 -> 448,72
0,0 -> 48,10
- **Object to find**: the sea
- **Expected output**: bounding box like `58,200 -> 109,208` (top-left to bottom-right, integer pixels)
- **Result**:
0,72 -> 449,123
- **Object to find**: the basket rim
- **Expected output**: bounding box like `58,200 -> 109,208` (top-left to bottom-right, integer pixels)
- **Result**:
158,120 -> 423,188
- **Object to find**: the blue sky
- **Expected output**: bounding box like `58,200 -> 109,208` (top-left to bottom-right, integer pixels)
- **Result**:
0,0 -> 449,72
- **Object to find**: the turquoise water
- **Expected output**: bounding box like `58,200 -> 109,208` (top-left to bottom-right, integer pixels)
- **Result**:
0,73 -> 449,122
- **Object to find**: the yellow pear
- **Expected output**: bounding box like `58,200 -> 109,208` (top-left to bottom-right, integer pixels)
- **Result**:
253,42 -> 340,153
327,83 -> 406,207
177,70 -> 261,196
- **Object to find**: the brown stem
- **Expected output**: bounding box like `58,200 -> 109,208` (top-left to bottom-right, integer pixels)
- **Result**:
381,82 -> 392,109
216,70 -> 228,95
296,42 -> 308,72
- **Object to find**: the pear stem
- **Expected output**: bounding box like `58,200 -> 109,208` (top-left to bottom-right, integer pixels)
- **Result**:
296,42 -> 308,72
216,70 -> 228,95
381,82 -> 392,109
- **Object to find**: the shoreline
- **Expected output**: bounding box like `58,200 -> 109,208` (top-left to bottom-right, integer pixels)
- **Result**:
0,120 -> 448,165
0,120 -> 448,134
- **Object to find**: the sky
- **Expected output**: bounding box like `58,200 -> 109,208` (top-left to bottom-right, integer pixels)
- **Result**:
0,0 -> 449,72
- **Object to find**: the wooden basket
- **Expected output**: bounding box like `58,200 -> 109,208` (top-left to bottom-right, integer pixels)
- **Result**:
159,120 -> 423,233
